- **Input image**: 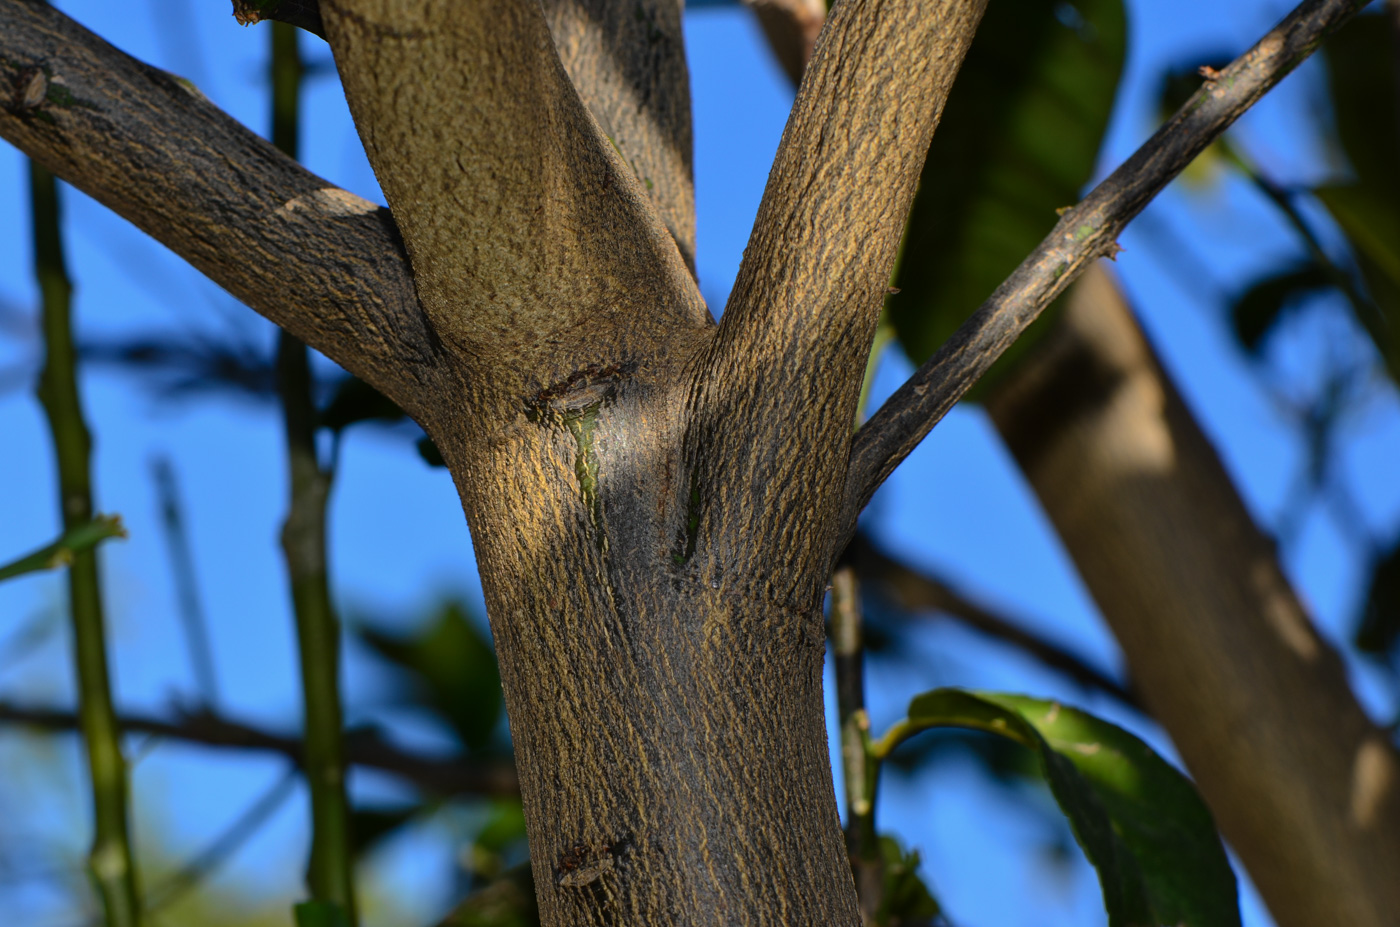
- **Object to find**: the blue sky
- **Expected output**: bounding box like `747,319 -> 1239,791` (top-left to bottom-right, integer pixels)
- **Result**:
1,1 -> 1397,925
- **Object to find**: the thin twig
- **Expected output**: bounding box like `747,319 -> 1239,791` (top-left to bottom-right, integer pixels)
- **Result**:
842,0 -> 1374,530
0,516 -> 126,583
32,161 -> 143,927
830,567 -> 882,920
150,459 -> 220,707
267,22 -> 357,924
844,536 -> 1139,709
145,767 -> 298,914
0,703 -> 520,798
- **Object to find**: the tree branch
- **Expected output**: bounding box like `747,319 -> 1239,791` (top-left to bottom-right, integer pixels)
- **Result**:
0,516 -> 125,583
233,0 -> 327,39
542,0 -> 698,272
234,0 -> 701,275
830,567 -> 882,920
319,0 -> 708,381
267,22 -> 358,923
844,535 -> 1139,709
0,702 -> 521,799
31,159 -> 142,927
742,0 -> 825,87
841,0 -> 1373,529
0,0 -> 440,418
684,0 -> 988,590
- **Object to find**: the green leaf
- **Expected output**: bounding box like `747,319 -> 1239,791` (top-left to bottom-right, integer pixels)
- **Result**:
293,900 -> 352,927
1313,184 -> 1400,380
417,434 -> 447,467
889,0 -> 1126,392
319,375 -> 407,433
889,689 -> 1240,927
1356,538 -> 1400,657
474,800 -> 528,855
875,834 -> 942,926
1316,16 -> 1400,383
1229,263 -> 1331,353
357,602 -> 503,752
0,516 -> 126,583
350,802 -> 424,859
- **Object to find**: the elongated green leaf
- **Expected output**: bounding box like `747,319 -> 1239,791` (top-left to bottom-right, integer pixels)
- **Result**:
890,0 -> 1126,390
0,515 -> 126,583
1229,263 -> 1331,352
1317,15 -> 1400,382
350,802 -> 425,859
886,689 -> 1239,927
1313,184 -> 1400,379
875,834 -> 942,926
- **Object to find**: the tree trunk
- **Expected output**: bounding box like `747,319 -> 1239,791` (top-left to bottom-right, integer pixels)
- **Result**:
428,362 -> 859,925
986,265 -> 1400,927
4,0 -> 1378,922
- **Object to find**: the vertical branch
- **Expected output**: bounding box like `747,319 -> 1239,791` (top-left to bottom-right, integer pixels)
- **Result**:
151,458 -> 220,707
270,21 -> 356,923
31,161 -> 142,927
831,567 -> 881,920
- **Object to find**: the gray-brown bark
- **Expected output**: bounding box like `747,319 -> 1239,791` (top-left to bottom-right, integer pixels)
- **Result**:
0,0 -> 439,418
987,267 -> 1400,927
0,0 -> 1381,922
313,0 -> 988,921
542,0 -> 698,271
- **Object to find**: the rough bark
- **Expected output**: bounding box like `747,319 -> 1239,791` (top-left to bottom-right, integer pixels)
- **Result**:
986,266 -> 1400,927
0,0 -> 439,418
542,0 -> 698,271
2,0 -> 1379,923
312,0 -> 987,922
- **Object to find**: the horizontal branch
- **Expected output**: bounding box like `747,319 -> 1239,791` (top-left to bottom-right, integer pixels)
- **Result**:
844,535 -> 1138,708
0,0 -> 440,418
0,702 -> 519,799
841,0 -> 1371,529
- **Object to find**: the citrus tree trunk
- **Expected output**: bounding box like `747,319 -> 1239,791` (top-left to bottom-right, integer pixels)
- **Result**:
986,266 -> 1400,927
2,0 -> 1378,922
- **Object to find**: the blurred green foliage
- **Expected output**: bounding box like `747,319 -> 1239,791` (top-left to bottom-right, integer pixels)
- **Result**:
890,690 -> 1240,927
889,0 -> 1126,392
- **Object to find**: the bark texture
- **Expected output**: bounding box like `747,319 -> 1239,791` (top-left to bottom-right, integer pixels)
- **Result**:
0,0 -> 439,417
542,0 -> 698,271
986,266 -> 1400,927
6,0 -> 1382,923
311,0 -> 988,922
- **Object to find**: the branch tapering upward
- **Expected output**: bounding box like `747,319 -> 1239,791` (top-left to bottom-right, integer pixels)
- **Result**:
321,0 -> 709,382
232,0 -> 327,38
543,0 -> 698,272
683,0 -> 988,590
841,0 -> 1375,535
0,0 -> 439,418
